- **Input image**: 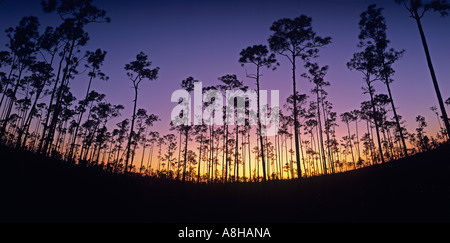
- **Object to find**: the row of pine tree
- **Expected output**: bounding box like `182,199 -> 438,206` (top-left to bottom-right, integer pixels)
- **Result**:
0,0 -> 449,182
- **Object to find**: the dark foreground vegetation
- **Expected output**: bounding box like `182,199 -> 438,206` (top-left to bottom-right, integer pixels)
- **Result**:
1,143 -> 450,223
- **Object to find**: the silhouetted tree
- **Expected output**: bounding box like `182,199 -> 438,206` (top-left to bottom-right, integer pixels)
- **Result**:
430,105 -> 447,140
52,87 -> 76,157
348,29 -> 385,164
16,61 -> 54,148
285,92 -> 309,177
268,15 -> 331,179
137,113 -> 159,173
92,103 -> 123,164
217,74 -> 247,182
156,137 -> 165,175
360,4 -> 409,157
68,48 -> 108,160
374,93 -> 392,159
201,85 -> 219,182
123,52 -> 159,173
239,45 -> 277,181
78,91 -> 105,160
194,124 -> 207,183
130,108 -> 158,172
302,62 -> 330,174
35,25 -> 68,153
415,115 -> 430,151
351,109 -> 362,165
163,133 -> 177,177
395,0 -> 450,140
340,112 -> 356,169
145,131 -> 159,174
179,76 -> 197,181
0,51 -> 12,110
1,17 -> 39,140
40,0 -> 110,155
360,100 -> 377,164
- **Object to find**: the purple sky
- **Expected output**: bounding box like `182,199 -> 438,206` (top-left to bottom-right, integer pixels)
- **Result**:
1,0 -> 450,138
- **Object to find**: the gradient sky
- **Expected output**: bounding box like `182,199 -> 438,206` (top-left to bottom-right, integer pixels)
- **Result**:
1,0 -> 449,140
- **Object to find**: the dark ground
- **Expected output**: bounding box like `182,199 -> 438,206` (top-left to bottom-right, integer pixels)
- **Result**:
1,144 -> 450,223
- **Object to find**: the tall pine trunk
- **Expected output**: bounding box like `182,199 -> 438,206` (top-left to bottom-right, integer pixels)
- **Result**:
413,10 -> 450,141
316,86 -> 327,174
345,121 -> 356,170
43,38 -> 76,156
69,71 -> 95,160
256,66 -> 267,181
125,87 -> 138,173
368,80 -> 385,164
384,79 -> 408,157
292,57 -> 302,179
38,49 -> 66,153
